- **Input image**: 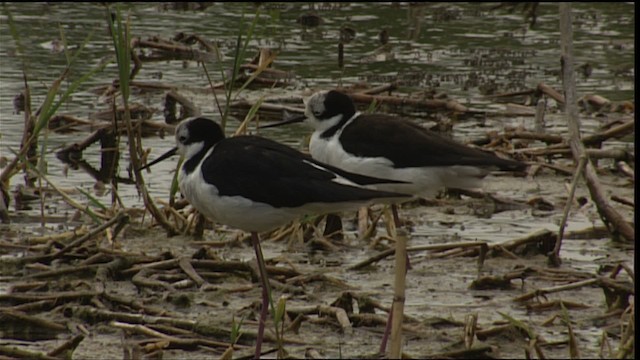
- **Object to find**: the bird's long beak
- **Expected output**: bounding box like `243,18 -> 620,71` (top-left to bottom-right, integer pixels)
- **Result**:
139,147 -> 178,170
259,114 -> 307,129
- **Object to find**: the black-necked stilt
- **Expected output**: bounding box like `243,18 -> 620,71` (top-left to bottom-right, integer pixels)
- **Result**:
141,116 -> 410,359
263,90 -> 526,200
262,89 -> 527,354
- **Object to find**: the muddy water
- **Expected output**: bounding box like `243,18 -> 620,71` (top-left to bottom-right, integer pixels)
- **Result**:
0,2 -> 635,359
0,3 -> 634,208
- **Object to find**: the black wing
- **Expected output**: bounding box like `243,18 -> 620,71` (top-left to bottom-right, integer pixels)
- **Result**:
340,115 -> 526,171
201,136 -> 407,208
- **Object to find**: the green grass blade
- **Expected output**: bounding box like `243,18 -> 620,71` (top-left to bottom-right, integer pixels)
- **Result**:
169,157 -> 184,204
35,61 -> 107,136
234,96 -> 265,135
108,6 -> 131,101
497,311 -> 536,340
3,4 -> 27,70
76,187 -> 109,211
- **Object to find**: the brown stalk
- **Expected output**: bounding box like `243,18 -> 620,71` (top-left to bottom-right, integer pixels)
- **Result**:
559,4 -> 634,243
389,229 -> 408,358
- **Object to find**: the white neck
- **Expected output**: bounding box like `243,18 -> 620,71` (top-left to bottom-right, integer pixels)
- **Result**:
179,141 -> 205,161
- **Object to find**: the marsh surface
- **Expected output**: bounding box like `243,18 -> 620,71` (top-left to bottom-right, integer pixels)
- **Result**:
0,3 -> 635,359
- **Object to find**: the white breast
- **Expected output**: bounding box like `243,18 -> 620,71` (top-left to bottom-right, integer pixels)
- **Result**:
178,148 -> 375,233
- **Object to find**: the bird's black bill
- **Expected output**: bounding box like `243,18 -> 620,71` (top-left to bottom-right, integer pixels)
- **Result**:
258,114 -> 306,129
139,147 -> 178,170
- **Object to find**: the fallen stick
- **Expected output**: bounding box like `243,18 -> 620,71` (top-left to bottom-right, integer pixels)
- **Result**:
25,227 -> 90,245
132,268 -> 176,291
230,100 -> 304,114
71,305 -> 245,341
475,324 -> 512,340
47,334 -> 85,357
610,195 -> 634,208
525,299 -> 590,312
533,162 -> 575,176
514,275 -> 634,304
120,258 -> 181,276
318,305 -> 352,334
549,155 -> 587,265
431,229 -> 555,259
0,290 -> 100,303
510,119 -> 634,154
0,309 -> 67,332
356,82 -> 398,95
22,264 -> 103,280
25,211 -> 129,264
583,120 -> 634,146
0,345 -> 60,360
513,278 -> 599,302
164,90 -> 201,124
132,37 -> 215,62
488,81 -> 564,104
348,241 -> 487,270
102,292 -> 175,317
179,256 -> 206,287
517,147 -> 633,161
616,161 -> 635,181
502,129 -> 563,144
537,82 -> 565,104
57,127 -> 112,157
239,63 -> 293,79
6,299 -> 56,313
346,92 -> 469,113
110,321 -> 238,350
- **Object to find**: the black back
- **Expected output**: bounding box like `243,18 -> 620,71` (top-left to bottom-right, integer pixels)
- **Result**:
199,136 -> 407,208
339,114 -> 526,171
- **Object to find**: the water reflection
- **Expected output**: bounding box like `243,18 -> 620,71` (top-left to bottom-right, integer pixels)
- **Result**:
0,2 -> 634,209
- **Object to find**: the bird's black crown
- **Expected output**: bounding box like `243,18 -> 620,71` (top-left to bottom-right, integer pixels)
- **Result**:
181,117 -> 226,146
319,90 -> 356,121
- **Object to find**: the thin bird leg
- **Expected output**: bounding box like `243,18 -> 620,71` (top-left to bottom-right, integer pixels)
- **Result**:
380,311 -> 393,354
391,204 -> 401,228
252,231 -> 271,360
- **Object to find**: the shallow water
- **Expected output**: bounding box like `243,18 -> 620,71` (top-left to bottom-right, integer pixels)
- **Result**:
1,5 -> 634,206
0,3 -> 635,359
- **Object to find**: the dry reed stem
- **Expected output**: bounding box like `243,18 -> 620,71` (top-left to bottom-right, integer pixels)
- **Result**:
0,345 -> 60,360
464,313 -> 478,349
349,241 -> 487,270
549,155 -> 587,265
513,278 -> 606,303
46,334 -> 85,357
389,229 -> 408,358
559,4 -> 634,243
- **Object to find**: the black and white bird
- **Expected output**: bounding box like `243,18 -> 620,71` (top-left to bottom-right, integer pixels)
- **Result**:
263,89 -> 526,200
141,116 -> 409,359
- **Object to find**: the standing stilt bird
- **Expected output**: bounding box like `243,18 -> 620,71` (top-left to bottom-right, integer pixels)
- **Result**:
141,117 -> 410,359
262,89 -> 526,201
